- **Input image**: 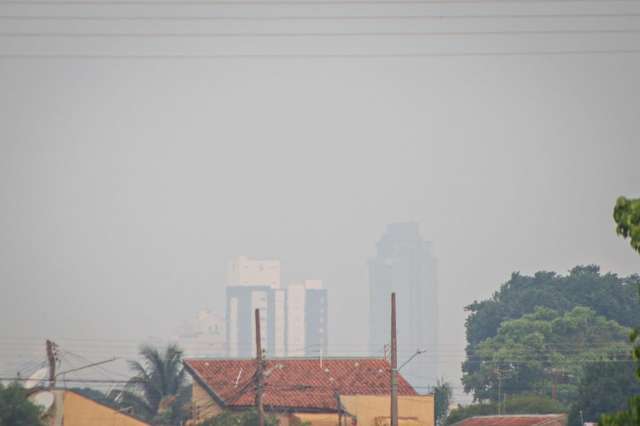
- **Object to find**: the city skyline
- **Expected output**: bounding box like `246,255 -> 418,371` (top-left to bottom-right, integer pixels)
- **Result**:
225,256 -> 329,358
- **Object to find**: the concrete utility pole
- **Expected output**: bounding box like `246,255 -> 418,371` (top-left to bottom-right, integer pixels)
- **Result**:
255,309 -> 265,426
390,293 -> 398,426
46,340 -> 57,389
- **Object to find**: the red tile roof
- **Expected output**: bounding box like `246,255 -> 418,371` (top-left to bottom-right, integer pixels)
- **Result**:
452,415 -> 566,426
184,358 -> 417,412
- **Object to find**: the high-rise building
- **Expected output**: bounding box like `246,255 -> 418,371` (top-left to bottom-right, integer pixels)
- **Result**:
304,282 -> 328,357
286,280 -> 328,356
225,257 -> 328,358
227,285 -> 282,357
226,256 -> 285,357
368,223 -> 438,387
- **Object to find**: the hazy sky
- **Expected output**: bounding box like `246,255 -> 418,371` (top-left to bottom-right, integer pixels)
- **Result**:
1,0 -> 639,400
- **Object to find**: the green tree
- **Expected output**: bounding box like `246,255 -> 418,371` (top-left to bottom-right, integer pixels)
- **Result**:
114,344 -> 191,425
463,266 -> 640,398
614,196 -> 640,255
445,395 -> 565,425
0,382 -> 43,426
197,409 -> 279,426
567,361 -> 640,426
463,307 -> 630,403
599,398 -> 640,426
435,380 -> 453,426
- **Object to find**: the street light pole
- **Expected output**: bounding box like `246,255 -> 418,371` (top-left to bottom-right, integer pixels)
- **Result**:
390,293 -> 398,426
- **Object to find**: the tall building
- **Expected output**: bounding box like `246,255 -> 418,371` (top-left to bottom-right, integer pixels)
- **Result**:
226,257 -> 285,357
304,283 -> 329,357
368,223 -> 438,387
226,257 -> 328,358
227,285 -> 283,357
286,280 -> 328,356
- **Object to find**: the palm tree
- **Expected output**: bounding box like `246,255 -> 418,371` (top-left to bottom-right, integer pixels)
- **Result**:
115,344 -> 190,425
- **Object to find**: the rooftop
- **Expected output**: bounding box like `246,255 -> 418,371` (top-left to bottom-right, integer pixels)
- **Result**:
184,357 -> 417,412
451,415 -> 567,426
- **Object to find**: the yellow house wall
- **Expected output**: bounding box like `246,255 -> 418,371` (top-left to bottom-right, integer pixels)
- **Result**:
341,395 -> 434,426
62,391 -> 149,426
189,382 -> 292,426
191,381 -> 224,423
292,413 -> 341,426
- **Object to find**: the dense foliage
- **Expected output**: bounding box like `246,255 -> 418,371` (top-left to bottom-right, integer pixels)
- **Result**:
0,382 -> 42,426
614,196 -> 640,255
600,397 -> 640,426
463,305 -> 630,402
463,265 -> 640,401
566,361 -> 640,426
435,381 -> 453,426
445,395 -> 566,425
114,344 -> 191,425
198,409 -> 279,426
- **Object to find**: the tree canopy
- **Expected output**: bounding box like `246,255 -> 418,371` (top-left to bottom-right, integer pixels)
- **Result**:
566,360 -> 640,426
463,266 -> 640,400
465,266 -> 640,349
614,196 -> 640,255
0,382 -> 42,426
463,306 -> 631,402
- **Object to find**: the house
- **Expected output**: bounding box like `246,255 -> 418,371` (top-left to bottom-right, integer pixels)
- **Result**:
184,357 -> 434,426
450,414 -> 567,426
27,388 -> 151,426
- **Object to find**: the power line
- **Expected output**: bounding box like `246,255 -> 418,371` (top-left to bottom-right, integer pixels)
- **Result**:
1,0 -> 639,4
2,29 -> 640,37
2,13 -> 640,21
1,49 -> 640,58
0,376 -> 140,384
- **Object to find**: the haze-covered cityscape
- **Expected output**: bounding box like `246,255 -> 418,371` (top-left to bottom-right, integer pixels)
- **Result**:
1,2 -> 640,424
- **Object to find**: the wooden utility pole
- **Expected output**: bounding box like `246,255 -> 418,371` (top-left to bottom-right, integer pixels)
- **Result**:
390,293 -> 398,426
255,309 -> 265,426
335,391 -> 343,426
46,340 -> 57,389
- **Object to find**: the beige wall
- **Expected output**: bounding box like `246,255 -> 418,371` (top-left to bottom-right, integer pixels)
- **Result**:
189,383 -> 292,426
188,382 -> 434,426
292,413 -> 341,426
62,391 -> 149,426
342,395 -> 434,426
191,381 -> 224,424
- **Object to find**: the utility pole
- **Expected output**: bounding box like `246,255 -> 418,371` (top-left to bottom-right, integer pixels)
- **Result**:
390,293 -> 398,426
335,391 -> 343,426
255,309 -> 265,426
46,340 -> 57,389
497,369 -> 501,415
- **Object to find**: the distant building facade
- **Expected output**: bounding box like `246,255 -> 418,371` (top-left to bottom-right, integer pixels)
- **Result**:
287,280 -> 328,356
368,223 -> 438,387
227,256 -> 281,288
176,310 -> 225,358
225,256 -> 328,358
